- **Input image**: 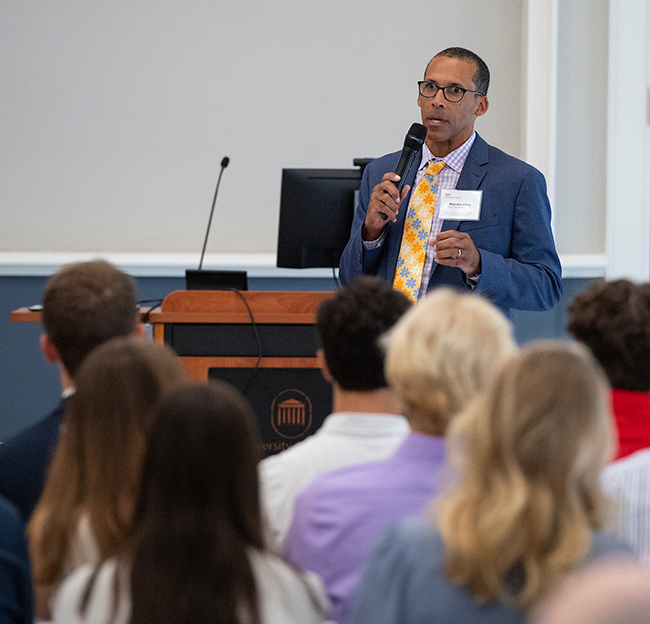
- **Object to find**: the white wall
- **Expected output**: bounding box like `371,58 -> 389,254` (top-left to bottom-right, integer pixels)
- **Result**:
1,1 -> 524,255
554,0 -> 609,255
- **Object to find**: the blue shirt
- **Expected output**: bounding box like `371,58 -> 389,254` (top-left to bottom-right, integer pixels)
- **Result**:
348,518 -> 631,624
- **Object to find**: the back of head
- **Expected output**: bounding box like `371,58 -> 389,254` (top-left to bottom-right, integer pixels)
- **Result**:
384,288 -> 516,434
439,341 -> 612,607
433,47 -> 490,95
29,336 -> 186,584
129,381 -> 264,624
69,337 -> 188,499
567,279 -> 650,391
134,380 -> 262,541
42,260 -> 137,376
317,276 -> 411,391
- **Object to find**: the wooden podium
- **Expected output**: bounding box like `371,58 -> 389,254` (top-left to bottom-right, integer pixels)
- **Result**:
11,290 -> 336,456
149,290 -> 335,456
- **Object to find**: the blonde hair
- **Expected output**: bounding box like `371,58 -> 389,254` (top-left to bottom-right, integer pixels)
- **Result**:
28,337 -> 187,586
437,341 -> 613,607
384,288 -> 516,434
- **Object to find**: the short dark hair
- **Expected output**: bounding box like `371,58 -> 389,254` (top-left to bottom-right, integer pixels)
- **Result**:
317,276 -> 412,391
432,47 -> 490,96
567,279 -> 650,391
42,260 -> 137,376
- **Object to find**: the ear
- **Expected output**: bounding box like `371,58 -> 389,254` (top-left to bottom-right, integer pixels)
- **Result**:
133,322 -> 146,338
316,349 -> 334,383
475,95 -> 489,118
40,334 -> 61,364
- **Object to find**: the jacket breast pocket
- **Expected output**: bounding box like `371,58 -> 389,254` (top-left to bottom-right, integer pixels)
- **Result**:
459,216 -> 507,253
459,216 -> 499,232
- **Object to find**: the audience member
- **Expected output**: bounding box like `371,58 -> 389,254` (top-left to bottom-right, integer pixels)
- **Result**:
568,280 -> 650,564
0,494 -> 33,624
259,276 -> 412,552
52,381 -> 329,624
602,445 -> 650,564
285,288 -> 516,622
533,559 -> 650,624
349,343 -> 630,624
0,260 -> 141,521
567,279 -> 650,459
28,337 -> 186,620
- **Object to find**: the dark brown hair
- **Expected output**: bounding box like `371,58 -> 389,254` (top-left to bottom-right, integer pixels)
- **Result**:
42,260 -> 137,376
128,381 -> 265,624
317,276 -> 411,391
567,279 -> 650,391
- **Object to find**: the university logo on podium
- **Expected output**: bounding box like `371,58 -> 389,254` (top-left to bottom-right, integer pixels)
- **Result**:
271,389 -> 313,439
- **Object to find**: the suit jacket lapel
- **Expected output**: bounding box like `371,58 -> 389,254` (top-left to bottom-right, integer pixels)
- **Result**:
433,134 -> 489,274
439,133 -> 490,232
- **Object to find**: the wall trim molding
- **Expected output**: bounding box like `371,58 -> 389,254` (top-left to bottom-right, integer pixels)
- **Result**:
0,252 -> 337,278
606,0 -> 650,281
525,0 -> 558,221
0,251 -> 604,279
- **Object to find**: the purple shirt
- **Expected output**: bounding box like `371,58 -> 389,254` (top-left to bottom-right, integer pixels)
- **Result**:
284,434 -> 446,623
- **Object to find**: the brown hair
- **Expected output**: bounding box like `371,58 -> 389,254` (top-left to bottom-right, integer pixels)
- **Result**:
567,279 -> 650,391
127,381 -> 265,624
438,342 -> 612,607
28,337 -> 186,586
42,260 -> 137,376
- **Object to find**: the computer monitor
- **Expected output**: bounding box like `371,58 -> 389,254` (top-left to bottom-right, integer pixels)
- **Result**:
276,168 -> 363,269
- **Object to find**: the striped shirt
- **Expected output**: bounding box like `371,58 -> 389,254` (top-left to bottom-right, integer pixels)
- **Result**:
364,132 -> 477,300
602,448 -> 650,565
417,132 -> 476,298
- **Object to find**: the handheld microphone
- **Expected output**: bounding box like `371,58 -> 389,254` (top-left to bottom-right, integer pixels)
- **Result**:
380,122 -> 427,220
198,156 -> 230,270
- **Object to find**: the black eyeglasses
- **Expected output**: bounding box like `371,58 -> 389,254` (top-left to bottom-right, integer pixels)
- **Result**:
418,81 -> 484,102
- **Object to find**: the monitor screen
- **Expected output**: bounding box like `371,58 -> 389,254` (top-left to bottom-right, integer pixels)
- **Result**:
276,168 -> 363,269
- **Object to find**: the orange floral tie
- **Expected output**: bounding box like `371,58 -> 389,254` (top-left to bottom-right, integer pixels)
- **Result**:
393,160 -> 446,302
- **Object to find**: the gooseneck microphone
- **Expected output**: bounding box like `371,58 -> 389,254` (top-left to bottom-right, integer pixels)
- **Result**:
198,156 -> 230,270
380,123 -> 427,220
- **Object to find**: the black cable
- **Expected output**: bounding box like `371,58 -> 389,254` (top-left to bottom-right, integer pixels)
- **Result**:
137,299 -> 164,324
222,289 -> 263,395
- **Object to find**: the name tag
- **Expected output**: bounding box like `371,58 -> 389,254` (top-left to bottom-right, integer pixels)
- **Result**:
439,190 -> 482,221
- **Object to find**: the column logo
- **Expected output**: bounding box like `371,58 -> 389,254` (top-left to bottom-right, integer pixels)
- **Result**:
271,389 -> 313,439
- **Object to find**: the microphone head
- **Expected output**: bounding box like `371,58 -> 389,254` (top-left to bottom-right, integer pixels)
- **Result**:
403,123 -> 428,151
221,156 -> 230,168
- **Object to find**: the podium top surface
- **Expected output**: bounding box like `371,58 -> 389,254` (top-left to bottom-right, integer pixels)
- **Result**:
151,290 -> 334,324
11,291 -> 336,326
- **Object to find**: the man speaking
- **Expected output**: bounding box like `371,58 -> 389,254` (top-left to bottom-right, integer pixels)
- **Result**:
339,47 -> 562,319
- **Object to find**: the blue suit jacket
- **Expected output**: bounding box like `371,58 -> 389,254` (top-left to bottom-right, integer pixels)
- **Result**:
339,134 -> 562,319
0,399 -> 65,522
0,495 -> 33,624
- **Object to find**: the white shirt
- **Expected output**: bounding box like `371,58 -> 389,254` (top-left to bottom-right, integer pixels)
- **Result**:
52,550 -> 330,624
602,448 -> 650,565
259,412 -> 410,553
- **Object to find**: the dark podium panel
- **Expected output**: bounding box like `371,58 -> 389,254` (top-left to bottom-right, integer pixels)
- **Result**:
149,290 -> 335,456
208,367 -> 331,456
